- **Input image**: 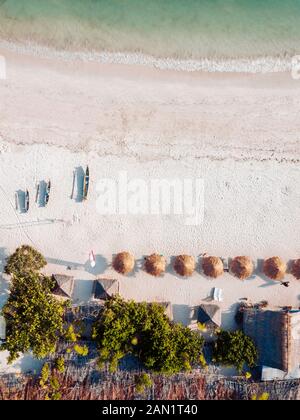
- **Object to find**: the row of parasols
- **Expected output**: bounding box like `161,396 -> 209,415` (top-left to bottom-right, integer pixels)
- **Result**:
112,252 -> 300,281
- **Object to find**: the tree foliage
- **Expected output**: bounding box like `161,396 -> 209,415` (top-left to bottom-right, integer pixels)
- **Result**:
5,245 -> 47,277
213,330 -> 258,372
93,296 -> 204,374
1,272 -> 64,363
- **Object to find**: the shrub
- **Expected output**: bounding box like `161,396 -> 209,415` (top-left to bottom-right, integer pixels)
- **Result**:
74,344 -> 89,357
213,330 -> 258,373
1,272 -> 64,362
251,392 -> 269,401
65,324 -> 79,343
40,363 -> 50,388
55,357 -> 65,374
135,373 -> 153,394
93,296 -> 204,374
5,245 -> 47,277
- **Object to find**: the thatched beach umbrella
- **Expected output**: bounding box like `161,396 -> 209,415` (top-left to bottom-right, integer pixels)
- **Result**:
230,256 -> 254,280
113,252 -> 135,275
144,254 -> 166,276
202,256 -> 224,278
291,259 -> 300,280
263,257 -> 286,280
174,255 -> 195,277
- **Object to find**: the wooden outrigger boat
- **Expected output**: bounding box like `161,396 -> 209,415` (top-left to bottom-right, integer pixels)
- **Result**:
45,180 -> 51,206
83,166 -> 89,201
24,190 -> 29,213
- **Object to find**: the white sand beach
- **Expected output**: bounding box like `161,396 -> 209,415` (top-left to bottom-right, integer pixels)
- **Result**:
0,46 -> 300,374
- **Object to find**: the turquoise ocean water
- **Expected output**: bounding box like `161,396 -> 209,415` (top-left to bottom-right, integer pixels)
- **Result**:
0,0 -> 300,65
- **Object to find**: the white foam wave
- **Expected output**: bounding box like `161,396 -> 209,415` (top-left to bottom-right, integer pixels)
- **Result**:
0,40 -> 293,73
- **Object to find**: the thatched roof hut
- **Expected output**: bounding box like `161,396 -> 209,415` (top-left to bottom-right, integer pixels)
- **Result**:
263,257 -> 286,280
291,259 -> 300,280
230,256 -> 254,280
198,304 -> 221,329
93,278 -> 119,301
51,274 -> 74,299
113,252 -> 135,275
202,256 -> 224,278
173,255 -> 195,277
242,308 -> 300,373
144,254 -> 166,276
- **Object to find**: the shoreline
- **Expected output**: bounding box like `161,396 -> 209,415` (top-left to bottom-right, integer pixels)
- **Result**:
0,39 -> 294,74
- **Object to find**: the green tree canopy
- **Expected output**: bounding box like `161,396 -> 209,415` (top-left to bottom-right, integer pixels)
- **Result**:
213,330 -> 258,373
5,245 -> 47,277
93,296 -> 204,374
1,272 -> 64,363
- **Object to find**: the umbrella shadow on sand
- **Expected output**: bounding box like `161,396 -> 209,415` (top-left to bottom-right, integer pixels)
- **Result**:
172,304 -> 195,326
73,279 -> 95,304
84,254 -> 108,276
256,258 -> 279,288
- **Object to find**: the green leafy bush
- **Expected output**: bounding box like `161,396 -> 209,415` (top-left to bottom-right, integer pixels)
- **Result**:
55,357 -> 65,374
213,330 -> 258,373
1,272 -> 64,362
135,373 -> 153,394
5,245 -> 47,277
93,296 -> 204,374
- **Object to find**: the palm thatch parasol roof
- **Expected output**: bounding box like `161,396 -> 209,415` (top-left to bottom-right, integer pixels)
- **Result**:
112,252 -> 135,275
230,256 -> 254,280
202,256 -> 224,278
263,257 -> 286,280
93,278 -> 119,301
198,304 -> 221,328
291,259 -> 300,280
51,274 -> 74,299
144,254 -> 166,276
174,255 -> 195,277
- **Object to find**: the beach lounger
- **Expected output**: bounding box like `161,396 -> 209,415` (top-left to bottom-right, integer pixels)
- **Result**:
213,287 -> 223,302
221,257 -> 229,272
0,316 -> 6,342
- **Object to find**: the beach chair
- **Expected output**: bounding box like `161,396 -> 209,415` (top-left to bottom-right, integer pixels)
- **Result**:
221,257 -> 229,272
213,287 -> 223,302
